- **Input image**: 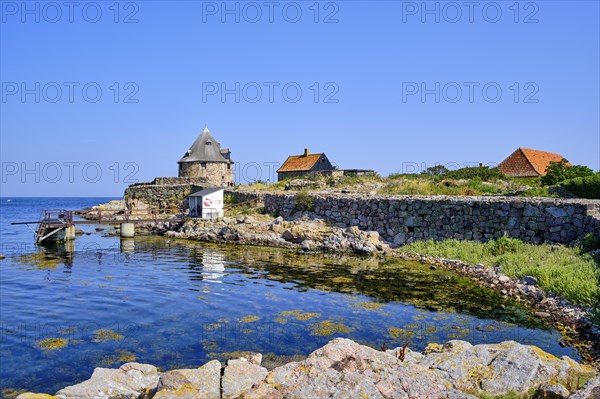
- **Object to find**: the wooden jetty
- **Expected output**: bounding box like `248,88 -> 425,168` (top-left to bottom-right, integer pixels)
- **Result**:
11,208 -> 187,244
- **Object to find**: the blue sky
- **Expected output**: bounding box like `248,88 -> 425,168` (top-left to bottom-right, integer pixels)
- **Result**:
1,0 -> 599,196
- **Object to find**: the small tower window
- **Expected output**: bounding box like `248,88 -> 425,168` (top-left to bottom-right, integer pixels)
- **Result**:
206,140 -> 212,145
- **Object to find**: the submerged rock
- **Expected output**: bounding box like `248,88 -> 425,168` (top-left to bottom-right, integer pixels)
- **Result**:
55,363 -> 159,399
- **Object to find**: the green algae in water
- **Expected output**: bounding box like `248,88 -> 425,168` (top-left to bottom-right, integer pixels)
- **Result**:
351,301 -> 385,311
279,310 -> 321,321
1,388 -> 27,399
201,340 -> 219,351
100,350 -> 137,366
388,327 -> 415,340
203,323 -> 222,331
309,320 -> 352,336
92,330 -> 124,343
35,338 -> 68,350
331,277 -> 354,284
239,315 -> 260,323
14,253 -> 62,270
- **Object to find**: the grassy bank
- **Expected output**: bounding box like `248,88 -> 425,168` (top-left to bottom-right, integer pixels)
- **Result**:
245,171 -> 553,197
399,237 -> 600,313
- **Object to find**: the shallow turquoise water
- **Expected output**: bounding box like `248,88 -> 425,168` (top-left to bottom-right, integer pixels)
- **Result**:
0,198 -> 578,395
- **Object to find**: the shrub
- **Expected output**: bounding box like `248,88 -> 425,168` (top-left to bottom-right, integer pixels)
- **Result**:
560,173 -> 600,199
224,193 -> 235,205
517,187 -> 552,197
293,191 -> 314,212
420,165 -> 449,176
540,159 -> 594,186
489,236 -> 525,256
577,233 -> 600,253
444,166 -> 505,181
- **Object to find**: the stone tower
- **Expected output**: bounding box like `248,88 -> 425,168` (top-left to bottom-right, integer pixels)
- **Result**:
177,127 -> 234,186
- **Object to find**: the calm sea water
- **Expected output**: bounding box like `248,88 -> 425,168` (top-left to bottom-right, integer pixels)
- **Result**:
0,198 -> 579,395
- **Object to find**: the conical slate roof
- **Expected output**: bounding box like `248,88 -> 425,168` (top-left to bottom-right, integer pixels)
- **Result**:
178,128 -> 231,163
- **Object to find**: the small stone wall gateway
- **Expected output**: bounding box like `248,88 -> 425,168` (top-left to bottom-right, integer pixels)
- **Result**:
228,191 -> 600,245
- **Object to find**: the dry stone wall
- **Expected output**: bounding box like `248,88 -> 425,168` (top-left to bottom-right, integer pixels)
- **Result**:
124,179 -> 206,210
227,190 -> 600,245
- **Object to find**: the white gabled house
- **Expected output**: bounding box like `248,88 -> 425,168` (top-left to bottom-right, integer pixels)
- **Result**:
188,188 -> 224,219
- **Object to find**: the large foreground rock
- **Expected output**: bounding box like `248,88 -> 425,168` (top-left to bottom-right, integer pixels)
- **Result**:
154,360 -> 221,399
222,358 -> 268,399
418,340 -> 596,397
16,339 -> 599,399
55,363 -> 159,399
240,338 -> 475,399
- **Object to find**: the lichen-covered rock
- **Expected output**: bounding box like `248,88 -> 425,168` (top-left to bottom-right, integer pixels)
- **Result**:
240,338 -> 472,399
222,358 -> 268,399
25,339 -> 599,399
419,340 -> 596,397
154,360 -> 221,399
55,363 -> 159,399
568,376 -> 600,399
243,353 -> 262,366
535,382 -> 570,399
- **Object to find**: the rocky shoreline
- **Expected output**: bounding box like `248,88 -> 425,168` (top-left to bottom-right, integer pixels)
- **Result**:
16,338 -> 600,399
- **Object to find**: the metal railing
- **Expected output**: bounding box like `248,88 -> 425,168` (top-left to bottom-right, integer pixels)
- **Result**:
38,209 -> 73,227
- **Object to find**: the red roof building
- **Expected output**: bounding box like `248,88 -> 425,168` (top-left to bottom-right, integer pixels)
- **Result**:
498,148 -> 567,177
277,148 -> 334,181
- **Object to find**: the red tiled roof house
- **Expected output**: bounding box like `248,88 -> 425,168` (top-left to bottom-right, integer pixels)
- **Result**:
498,148 -> 567,177
277,149 -> 335,181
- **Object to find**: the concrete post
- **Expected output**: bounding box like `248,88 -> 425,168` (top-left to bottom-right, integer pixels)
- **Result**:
120,223 -> 135,238
65,225 -> 76,241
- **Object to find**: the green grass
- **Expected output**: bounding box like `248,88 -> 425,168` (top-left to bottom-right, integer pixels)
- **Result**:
378,178 -> 505,196
241,173 -> 556,197
400,237 -> 600,310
